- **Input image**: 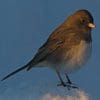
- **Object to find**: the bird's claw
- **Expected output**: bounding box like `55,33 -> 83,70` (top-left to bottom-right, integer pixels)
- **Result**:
57,82 -> 79,90
66,82 -> 79,89
57,82 -> 67,87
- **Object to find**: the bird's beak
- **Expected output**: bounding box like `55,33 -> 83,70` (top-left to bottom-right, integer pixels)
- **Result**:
88,23 -> 96,28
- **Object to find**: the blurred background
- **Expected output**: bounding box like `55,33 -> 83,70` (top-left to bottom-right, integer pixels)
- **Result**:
0,0 -> 100,100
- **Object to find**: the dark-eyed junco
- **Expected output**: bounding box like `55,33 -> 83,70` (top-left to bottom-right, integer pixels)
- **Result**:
1,9 -> 95,89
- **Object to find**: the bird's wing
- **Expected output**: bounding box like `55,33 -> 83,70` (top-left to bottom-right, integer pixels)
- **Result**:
27,28 -> 81,70
26,28 -> 68,71
1,28 -> 80,81
27,39 -> 65,70
1,30 -> 65,81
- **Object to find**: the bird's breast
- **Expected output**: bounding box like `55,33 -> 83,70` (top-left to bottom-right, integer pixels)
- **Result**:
61,40 -> 92,73
44,40 -> 92,74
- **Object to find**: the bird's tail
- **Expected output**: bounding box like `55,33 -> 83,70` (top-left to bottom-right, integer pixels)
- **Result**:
1,60 -> 35,81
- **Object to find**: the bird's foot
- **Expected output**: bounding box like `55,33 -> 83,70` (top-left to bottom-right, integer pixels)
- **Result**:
57,81 -> 79,90
57,81 -> 67,87
66,82 -> 79,90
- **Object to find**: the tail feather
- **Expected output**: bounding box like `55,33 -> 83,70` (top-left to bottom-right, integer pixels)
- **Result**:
1,64 -> 28,81
27,65 -> 33,71
1,60 -> 35,81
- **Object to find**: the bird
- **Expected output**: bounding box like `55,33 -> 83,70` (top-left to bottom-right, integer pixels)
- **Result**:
1,9 -> 95,89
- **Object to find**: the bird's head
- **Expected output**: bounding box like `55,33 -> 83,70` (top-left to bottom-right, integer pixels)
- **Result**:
66,9 -> 95,32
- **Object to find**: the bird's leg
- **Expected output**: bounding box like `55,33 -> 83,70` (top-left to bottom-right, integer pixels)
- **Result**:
65,73 -> 79,89
56,70 -> 67,87
65,74 -> 72,84
56,70 -> 79,90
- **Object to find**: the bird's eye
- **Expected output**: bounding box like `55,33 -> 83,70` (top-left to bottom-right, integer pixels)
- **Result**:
82,19 -> 85,23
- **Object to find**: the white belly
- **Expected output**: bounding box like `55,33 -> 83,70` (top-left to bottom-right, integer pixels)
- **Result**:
38,40 -> 92,74
60,40 -> 92,73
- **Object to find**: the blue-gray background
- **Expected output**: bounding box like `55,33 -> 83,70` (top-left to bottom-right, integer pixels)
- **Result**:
0,0 -> 99,100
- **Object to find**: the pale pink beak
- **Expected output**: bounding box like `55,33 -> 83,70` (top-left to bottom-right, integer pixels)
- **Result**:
88,23 -> 96,28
